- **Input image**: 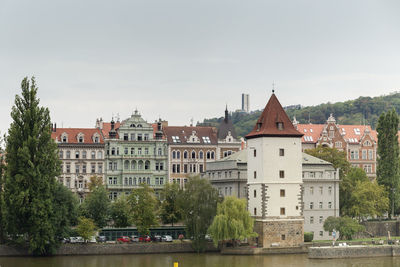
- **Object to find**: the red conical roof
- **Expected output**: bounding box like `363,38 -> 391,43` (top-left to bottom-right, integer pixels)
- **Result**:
245,93 -> 303,139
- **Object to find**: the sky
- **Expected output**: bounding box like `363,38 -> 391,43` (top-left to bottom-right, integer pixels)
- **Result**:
1,0 -> 400,135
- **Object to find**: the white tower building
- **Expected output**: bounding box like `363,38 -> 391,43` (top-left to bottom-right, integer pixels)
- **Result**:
245,92 -> 304,248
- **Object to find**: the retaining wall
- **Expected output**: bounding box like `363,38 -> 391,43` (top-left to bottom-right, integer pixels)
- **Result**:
309,245 -> 400,259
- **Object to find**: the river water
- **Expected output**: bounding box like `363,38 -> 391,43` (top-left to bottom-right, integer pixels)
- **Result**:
0,253 -> 399,267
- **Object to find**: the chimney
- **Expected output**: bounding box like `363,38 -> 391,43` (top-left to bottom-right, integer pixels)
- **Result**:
54,123 -> 57,132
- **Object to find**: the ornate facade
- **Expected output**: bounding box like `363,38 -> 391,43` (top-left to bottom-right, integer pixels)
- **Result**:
51,125 -> 105,203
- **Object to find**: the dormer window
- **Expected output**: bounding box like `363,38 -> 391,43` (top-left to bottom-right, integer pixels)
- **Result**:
130,124 -> 136,128
79,137 -> 83,143
257,123 -> 262,131
277,122 -> 284,130
77,133 -> 84,143
94,136 -> 99,143
61,133 -> 68,143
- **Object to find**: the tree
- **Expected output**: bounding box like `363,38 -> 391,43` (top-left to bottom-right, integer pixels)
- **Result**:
88,175 -> 104,191
160,183 -> 183,226
181,176 -> 220,252
305,146 -> 351,215
52,183 -> 79,238
4,77 -> 61,255
323,216 -> 365,240
377,109 -> 400,217
111,195 -> 132,228
76,217 -> 97,241
81,185 -> 110,228
128,184 -> 158,235
208,196 -> 257,247
0,135 -> 6,243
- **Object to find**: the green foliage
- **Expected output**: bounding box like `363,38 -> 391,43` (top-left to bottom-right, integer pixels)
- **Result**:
88,175 -> 104,191
181,176 -> 220,252
81,185 -> 110,228
201,93 -> 400,137
4,77 -> 62,255
0,135 -> 6,243
208,196 -> 257,247
160,183 -> 183,226
52,183 -> 79,238
128,184 -> 158,236
304,232 -> 314,242
323,216 -> 365,240
111,195 -> 132,228
76,217 -> 97,241
377,109 -> 400,217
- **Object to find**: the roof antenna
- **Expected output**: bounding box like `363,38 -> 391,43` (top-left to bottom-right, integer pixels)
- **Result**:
272,82 -> 275,94
190,117 -> 194,127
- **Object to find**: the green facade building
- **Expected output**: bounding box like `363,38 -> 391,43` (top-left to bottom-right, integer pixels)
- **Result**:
104,110 -> 168,199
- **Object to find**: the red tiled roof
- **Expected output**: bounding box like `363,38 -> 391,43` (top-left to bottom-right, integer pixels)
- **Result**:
51,128 -> 104,144
163,126 -> 218,145
246,93 -> 303,139
339,125 -> 374,143
296,124 -> 325,143
101,122 -> 121,139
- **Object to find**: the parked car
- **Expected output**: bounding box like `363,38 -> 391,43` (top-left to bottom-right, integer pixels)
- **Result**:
117,236 -> 131,243
162,235 -> 173,242
152,235 -> 162,242
70,237 -> 84,243
139,235 -> 151,242
61,237 -> 70,243
97,236 -> 107,243
88,236 -> 97,243
131,235 -> 139,242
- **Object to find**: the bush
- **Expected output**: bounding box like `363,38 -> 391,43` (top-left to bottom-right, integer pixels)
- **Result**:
304,232 -> 314,242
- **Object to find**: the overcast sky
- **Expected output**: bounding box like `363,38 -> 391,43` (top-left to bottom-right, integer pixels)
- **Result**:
1,0 -> 400,135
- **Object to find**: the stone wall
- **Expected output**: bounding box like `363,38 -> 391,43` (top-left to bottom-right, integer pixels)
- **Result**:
0,242 -> 219,257
309,245 -> 400,259
255,218 -> 303,248
360,221 -> 400,237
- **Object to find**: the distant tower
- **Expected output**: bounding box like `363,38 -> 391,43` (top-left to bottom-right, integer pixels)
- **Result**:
242,93 -> 250,113
245,92 -> 304,248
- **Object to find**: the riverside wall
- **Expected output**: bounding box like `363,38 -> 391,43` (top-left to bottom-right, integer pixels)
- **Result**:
308,245 -> 400,259
0,242 -> 219,257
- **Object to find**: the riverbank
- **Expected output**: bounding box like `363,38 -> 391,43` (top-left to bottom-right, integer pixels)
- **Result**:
0,242 -> 219,257
309,245 -> 400,259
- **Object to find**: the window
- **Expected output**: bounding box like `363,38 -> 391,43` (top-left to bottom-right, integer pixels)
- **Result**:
329,131 -> 334,138
191,151 -> 196,159
254,208 -> 257,215
279,149 -> 284,156
281,234 -> 286,240
78,136 -> 83,143
202,136 -> 211,143
130,133 -> 135,141
98,163 -> 103,173
113,162 -> 117,170
91,151 -> 95,159
310,216 -> 314,224
124,147 -> 128,155
319,186 -> 323,194
75,151 -> 80,159
66,164 -> 70,173
364,164 -> 372,173
280,207 -> 285,215
137,134 -> 143,141
254,171 -> 257,179
144,134 -> 149,141
75,164 -> 80,174
111,147 -> 115,155
254,149 -> 256,157
350,150 -> 359,160
206,151 -> 211,159
276,122 -> 284,130
59,151 -> 63,159
145,148 -> 149,155
113,177 -> 117,184
184,151 -> 188,159
280,189 -> 285,197
319,231 -> 323,237
184,164 -> 188,173
138,148 -> 142,155
328,186 -> 332,195
199,151 -> 203,159
368,149 -> 373,160
124,133 -> 128,141
335,141 -> 342,148
319,216 -> 323,223
172,164 -> 176,173
66,151 -> 71,159
309,172 -> 315,178
279,170 -> 285,178
211,151 -> 215,159
94,136 -> 99,143
253,190 -> 257,198
81,151 -> 86,159
310,186 -> 314,194
158,148 -> 162,156
362,150 -> 367,159
199,164 -> 203,173
172,136 -> 181,143
82,164 -> 86,173
310,202 -> 314,209
319,202 -> 323,209
160,178 -> 164,185
328,202 -> 332,208
97,151 -> 102,159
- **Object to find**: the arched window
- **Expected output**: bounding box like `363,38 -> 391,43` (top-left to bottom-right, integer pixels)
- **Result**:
184,151 -> 188,159
138,177 -> 142,184
138,160 -> 143,170
206,151 -> 211,159
199,151 -> 204,159
134,177 -> 137,185
129,177 -> 133,185
177,151 -> 181,159
191,151 -> 196,159
124,160 -> 129,170
158,148 -> 162,156
97,151 -> 102,159
172,151 -> 176,159
137,124 -> 142,128
211,151 -> 215,159
147,177 -> 150,184
131,160 -> 137,170
145,160 -> 150,170
111,147 -> 116,155
124,177 -> 128,185
130,124 -> 136,128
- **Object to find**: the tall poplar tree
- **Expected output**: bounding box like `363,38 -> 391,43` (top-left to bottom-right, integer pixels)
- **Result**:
4,77 -> 61,255
0,135 -> 6,243
377,109 -> 400,218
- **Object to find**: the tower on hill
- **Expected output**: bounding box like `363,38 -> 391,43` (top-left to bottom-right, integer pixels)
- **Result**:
246,92 -> 304,248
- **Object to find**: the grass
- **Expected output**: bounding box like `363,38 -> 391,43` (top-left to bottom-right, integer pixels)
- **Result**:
310,236 -> 400,243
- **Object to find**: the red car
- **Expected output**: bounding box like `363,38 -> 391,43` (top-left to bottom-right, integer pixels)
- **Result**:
139,235 -> 151,242
117,236 -> 131,243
